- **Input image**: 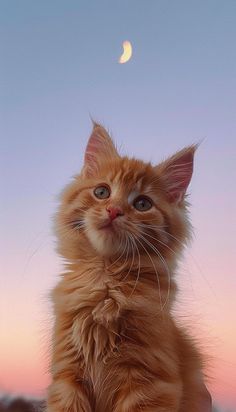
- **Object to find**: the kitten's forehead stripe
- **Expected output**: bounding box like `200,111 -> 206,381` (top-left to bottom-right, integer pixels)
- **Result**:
110,183 -> 120,199
108,160 -> 151,191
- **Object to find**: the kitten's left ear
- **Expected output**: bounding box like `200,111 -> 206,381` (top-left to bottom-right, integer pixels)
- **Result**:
157,145 -> 197,204
83,122 -> 119,177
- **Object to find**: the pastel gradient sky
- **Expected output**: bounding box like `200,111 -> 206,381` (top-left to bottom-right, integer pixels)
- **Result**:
1,1 -> 236,410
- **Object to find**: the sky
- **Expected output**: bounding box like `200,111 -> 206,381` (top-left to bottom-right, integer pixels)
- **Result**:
0,0 -> 236,410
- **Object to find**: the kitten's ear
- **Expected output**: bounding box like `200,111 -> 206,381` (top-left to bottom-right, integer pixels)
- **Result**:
157,145 -> 197,204
83,122 -> 119,177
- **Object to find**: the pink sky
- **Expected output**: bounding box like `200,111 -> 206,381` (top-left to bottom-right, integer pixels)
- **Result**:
1,191 -> 236,410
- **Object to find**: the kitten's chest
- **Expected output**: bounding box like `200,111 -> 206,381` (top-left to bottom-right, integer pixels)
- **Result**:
70,273 -> 122,363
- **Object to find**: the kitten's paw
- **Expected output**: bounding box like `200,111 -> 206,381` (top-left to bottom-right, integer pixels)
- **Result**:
47,380 -> 93,412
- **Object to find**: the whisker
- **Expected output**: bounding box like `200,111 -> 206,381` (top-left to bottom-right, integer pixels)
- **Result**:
138,224 -> 204,278
67,220 -> 86,229
138,224 -> 187,249
115,235 -> 131,274
136,223 -> 216,298
131,233 -> 164,311
122,234 -> 136,281
127,234 -> 141,296
138,233 -> 171,309
137,225 -> 179,257
59,222 -> 89,240
107,236 -> 128,269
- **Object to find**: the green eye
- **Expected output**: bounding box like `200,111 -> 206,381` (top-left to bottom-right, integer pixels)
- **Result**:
94,185 -> 110,199
134,196 -> 153,211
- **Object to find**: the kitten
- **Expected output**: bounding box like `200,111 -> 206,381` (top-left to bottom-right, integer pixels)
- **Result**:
46,123 -> 211,412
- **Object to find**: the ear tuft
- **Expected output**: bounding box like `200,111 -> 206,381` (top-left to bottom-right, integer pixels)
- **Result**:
83,123 -> 119,177
159,144 -> 197,203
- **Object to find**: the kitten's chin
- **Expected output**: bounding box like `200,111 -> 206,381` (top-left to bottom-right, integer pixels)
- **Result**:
86,226 -> 122,257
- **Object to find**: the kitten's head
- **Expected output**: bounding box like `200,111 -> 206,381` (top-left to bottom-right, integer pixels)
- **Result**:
56,123 -> 196,262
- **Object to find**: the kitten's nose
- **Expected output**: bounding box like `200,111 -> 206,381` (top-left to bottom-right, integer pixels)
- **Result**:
106,206 -> 124,221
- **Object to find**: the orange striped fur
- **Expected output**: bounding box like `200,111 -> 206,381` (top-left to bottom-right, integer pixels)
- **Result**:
46,124 -> 211,411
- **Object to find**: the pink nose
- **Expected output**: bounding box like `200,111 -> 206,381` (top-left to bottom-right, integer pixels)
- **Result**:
106,206 -> 124,221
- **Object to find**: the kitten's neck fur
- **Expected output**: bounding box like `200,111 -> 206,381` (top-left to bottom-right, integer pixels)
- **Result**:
61,249 -> 178,315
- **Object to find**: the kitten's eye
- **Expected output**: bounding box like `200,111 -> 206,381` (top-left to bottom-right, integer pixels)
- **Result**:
133,196 -> 153,211
94,185 -> 110,199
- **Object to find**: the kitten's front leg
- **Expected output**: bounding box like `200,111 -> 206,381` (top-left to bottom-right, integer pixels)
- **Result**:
47,377 -> 93,412
113,378 -> 181,412
46,314 -> 94,412
110,365 -> 182,412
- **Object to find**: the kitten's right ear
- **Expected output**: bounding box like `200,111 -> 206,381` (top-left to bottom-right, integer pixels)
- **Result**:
156,145 -> 197,204
82,122 -> 119,177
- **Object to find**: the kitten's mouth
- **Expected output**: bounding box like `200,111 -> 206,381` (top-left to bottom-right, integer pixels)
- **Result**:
98,219 -> 116,231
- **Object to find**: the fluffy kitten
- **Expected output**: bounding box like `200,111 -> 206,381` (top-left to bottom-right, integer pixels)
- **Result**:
47,124 -> 211,412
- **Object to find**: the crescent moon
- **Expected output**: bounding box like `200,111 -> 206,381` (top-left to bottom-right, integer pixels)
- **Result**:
119,41 -> 132,64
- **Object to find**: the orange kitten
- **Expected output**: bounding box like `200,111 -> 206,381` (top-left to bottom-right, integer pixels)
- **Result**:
47,124 -> 211,411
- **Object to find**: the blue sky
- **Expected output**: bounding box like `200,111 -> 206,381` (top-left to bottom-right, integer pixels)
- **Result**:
1,1 -> 236,409
1,1 -> 236,207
